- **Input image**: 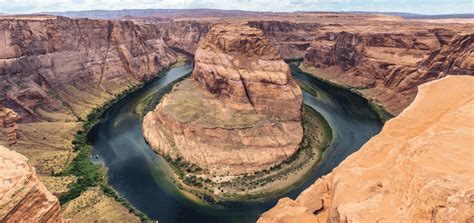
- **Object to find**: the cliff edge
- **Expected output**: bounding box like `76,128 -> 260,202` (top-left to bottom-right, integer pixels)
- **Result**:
0,145 -> 63,222
259,75 -> 474,222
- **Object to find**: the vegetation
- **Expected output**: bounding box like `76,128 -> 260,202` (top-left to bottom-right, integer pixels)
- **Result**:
56,63 -> 182,221
291,61 -> 394,122
369,100 -> 394,122
162,104 -> 333,203
296,79 -> 318,97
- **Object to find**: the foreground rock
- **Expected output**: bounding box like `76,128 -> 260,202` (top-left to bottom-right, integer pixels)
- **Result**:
0,103 -> 20,145
0,145 -> 63,222
259,75 -> 474,222
143,23 -> 303,176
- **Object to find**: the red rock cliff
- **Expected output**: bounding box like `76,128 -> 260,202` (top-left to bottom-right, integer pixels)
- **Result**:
0,16 -> 178,122
303,29 -> 473,115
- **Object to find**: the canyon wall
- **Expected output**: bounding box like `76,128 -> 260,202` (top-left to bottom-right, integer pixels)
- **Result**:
259,75 -> 474,222
0,14 -> 179,175
0,15 -> 178,221
0,145 -> 63,222
156,20 -> 212,54
153,18 -> 472,116
302,28 -> 473,115
247,20 -> 319,59
154,20 -> 320,59
0,16 -> 177,123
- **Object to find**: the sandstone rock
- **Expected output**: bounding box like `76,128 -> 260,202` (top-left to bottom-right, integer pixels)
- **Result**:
303,28 -> 474,115
0,145 -> 63,222
247,21 -> 319,59
192,24 -> 303,120
0,103 -> 20,145
0,16 -> 178,122
259,75 -> 474,222
143,23 -> 303,176
157,21 -> 212,54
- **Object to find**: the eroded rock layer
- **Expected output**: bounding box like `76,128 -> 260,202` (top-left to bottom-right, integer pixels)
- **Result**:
0,16 -> 177,122
259,75 -> 474,222
303,29 -> 473,115
0,145 -> 63,222
143,24 -> 303,175
0,103 -> 20,145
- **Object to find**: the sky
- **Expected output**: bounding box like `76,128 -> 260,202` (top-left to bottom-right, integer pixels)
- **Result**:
0,0 -> 473,15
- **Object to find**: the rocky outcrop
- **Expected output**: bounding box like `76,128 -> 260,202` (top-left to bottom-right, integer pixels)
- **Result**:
420,33 -> 473,75
0,16 -> 177,122
303,28 -> 473,115
143,23 -> 303,176
0,103 -> 20,145
0,145 -> 63,222
259,75 -> 474,222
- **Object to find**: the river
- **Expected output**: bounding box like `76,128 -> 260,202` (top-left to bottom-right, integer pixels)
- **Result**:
90,61 -> 383,222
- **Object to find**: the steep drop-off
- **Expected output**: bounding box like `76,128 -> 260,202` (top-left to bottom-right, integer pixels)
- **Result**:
0,15 -> 179,173
248,20 -> 319,59
302,29 -> 473,115
154,20 -> 320,60
0,16 -> 178,122
259,75 -> 474,222
0,145 -> 63,222
0,15 -> 177,221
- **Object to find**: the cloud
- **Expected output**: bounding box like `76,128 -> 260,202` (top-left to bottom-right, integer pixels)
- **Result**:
0,0 -> 472,14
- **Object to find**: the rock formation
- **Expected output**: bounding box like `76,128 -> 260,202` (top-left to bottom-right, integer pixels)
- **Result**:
0,15 -> 178,222
0,103 -> 20,145
0,145 -> 63,222
302,29 -> 473,115
143,23 -> 303,176
0,11 -> 472,221
0,16 -> 177,122
259,75 -> 474,222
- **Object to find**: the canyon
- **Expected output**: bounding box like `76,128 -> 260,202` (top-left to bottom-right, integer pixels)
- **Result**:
0,10 -> 472,222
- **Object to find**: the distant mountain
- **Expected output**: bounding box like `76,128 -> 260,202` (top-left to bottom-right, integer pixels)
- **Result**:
346,11 -> 474,19
36,9 -> 474,20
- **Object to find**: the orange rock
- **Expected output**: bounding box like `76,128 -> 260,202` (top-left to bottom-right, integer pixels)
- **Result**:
0,104 -> 20,145
303,30 -> 474,115
259,75 -> 474,222
0,145 -> 63,222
